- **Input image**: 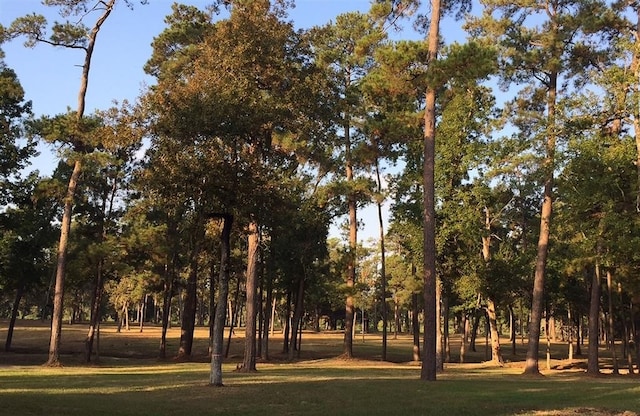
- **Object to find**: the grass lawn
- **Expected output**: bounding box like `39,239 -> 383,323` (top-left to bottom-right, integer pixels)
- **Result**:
0,320 -> 638,416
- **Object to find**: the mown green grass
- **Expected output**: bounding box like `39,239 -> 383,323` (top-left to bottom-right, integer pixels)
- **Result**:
1,321 -> 639,415
1,360 -> 639,416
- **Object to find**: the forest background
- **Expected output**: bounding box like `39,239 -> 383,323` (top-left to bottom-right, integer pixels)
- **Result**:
1,0 -> 640,392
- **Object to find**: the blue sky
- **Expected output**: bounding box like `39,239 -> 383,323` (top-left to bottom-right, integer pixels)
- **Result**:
0,0 -> 436,242
2,0 -> 378,121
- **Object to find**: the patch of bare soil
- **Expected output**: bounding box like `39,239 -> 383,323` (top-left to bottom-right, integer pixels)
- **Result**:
518,408 -> 638,416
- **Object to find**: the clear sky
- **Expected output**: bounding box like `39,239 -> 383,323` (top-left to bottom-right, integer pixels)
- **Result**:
0,0 -> 431,242
1,0 -> 377,122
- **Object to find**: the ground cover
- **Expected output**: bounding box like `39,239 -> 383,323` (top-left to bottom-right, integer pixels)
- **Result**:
0,321 -> 638,416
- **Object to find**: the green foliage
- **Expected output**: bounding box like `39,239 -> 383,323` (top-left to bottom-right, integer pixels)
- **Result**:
0,60 -> 35,205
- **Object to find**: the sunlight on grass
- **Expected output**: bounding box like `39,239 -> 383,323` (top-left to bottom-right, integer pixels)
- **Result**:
1,362 -> 638,416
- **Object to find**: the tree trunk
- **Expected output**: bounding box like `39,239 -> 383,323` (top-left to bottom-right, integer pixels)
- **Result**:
209,258 -> 216,357
545,311 -> 551,371
393,296 -> 399,339
576,313 -> 582,356
159,262 -> 174,359
376,160 -> 388,361
282,290 -> 291,354
524,72 -> 557,376
288,273 -> 305,360
436,278 -> 444,371
225,275 -> 241,358
239,221 -> 259,372
509,304 -> 516,356
343,117 -> 357,358
606,270 -> 619,374
47,158 -> 82,366
178,226 -> 202,359
210,214 -> 233,387
486,298 -> 504,365
587,264 -> 601,375
568,308 -> 574,361
5,283 -> 24,352
84,260 -> 104,362
443,295 -> 450,363
619,285 -> 634,374
482,208 -> 503,366
632,7 -> 640,214
45,0 -> 115,368
460,313 -> 469,363
421,0 -> 441,382
412,293 -> 420,362
260,257 -> 274,361
139,295 -> 147,333
470,309 -> 481,352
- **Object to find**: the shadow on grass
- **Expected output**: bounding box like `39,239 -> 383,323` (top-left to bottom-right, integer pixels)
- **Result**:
1,361 -> 639,416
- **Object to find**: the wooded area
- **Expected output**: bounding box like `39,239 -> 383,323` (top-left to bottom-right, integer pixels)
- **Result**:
1,0 -> 640,389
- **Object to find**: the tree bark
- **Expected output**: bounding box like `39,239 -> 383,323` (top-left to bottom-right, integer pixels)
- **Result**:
260,255 -> 274,361
210,214 -> 233,386
343,116 -> 357,358
460,313 -> 469,363
568,308 -> 574,361
5,283 -> 24,352
606,270 -> 618,374
225,275 -> 241,358
282,290 -> 291,354
393,296 -> 399,339
509,304 -> 516,356
486,298 -> 504,366
587,265 -> 601,375
84,260 -> 104,362
239,221 -> 259,371
288,273 -> 305,360
178,223 -> 202,359
443,296 -> 450,363
524,71 -> 557,376
421,0 -> 442,382
632,7 -> 640,214
376,160 -> 388,361
412,293 -> 420,362
208,258 -> 216,357
159,258 -> 175,359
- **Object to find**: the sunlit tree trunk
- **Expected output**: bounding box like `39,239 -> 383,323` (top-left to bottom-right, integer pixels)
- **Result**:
376,161 -> 388,361
240,221 -> 260,371
421,0 -> 442,382
482,207 -> 504,366
524,72 -> 557,376
210,214 -> 233,386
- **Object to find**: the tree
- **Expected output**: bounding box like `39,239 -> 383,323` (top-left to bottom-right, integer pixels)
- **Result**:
0,55 -> 44,351
82,104 -> 143,362
468,0 -> 614,375
0,56 -> 35,205
144,0 -> 335,379
314,10 -> 384,359
6,0 -> 128,366
210,213 -> 232,386
2,173 -> 58,351
421,0 -> 443,381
